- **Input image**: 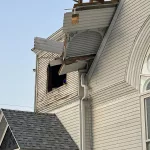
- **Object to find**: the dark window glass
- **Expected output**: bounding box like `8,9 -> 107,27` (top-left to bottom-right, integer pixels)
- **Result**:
146,97 -> 150,139
147,82 -> 150,91
47,64 -> 66,92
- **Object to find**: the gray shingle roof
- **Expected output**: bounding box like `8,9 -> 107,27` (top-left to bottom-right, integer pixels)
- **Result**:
1,109 -> 79,150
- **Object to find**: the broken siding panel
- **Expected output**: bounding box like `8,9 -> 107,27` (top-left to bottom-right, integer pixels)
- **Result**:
35,27 -> 79,112
37,28 -> 65,58
89,0 -> 150,91
90,0 -> 150,150
63,7 -> 116,33
37,94 -> 79,112
91,91 -> 142,150
90,82 -> 137,107
36,54 -> 79,111
65,31 -> 103,58
34,37 -> 63,54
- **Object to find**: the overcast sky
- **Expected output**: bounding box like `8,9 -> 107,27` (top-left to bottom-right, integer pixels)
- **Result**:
0,0 -> 74,111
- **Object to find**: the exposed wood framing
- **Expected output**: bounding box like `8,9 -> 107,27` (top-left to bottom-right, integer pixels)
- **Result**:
50,58 -> 63,67
64,54 -> 95,65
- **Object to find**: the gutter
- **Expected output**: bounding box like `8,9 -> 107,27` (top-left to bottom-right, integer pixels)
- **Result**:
79,73 -> 88,150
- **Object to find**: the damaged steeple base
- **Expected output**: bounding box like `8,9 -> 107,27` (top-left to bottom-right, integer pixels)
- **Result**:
32,1 -> 119,75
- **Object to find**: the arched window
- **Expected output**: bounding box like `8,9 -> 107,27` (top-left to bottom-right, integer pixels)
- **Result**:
146,81 -> 150,91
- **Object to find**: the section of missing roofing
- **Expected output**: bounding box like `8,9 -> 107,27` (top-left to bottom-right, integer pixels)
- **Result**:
0,109 -> 79,150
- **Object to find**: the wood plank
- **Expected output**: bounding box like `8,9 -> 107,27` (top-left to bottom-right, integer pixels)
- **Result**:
59,61 -> 87,75
49,58 -> 63,67
34,37 -> 64,54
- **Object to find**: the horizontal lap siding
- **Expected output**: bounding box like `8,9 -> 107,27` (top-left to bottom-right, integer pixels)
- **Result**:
90,82 -> 136,106
36,30 -> 80,148
37,54 -> 79,111
63,7 -> 116,32
92,92 -> 142,150
89,0 -> 150,91
56,104 -> 80,149
39,101 -> 80,149
36,29 -> 79,112
89,2 -> 150,148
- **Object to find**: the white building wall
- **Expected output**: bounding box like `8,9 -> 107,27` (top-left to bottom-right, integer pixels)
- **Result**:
40,100 -> 81,149
90,0 -> 150,92
34,0 -> 150,149
88,0 -> 150,149
92,92 -> 142,150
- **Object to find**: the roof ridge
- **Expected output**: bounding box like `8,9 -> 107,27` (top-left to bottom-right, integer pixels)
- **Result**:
1,108 -> 55,116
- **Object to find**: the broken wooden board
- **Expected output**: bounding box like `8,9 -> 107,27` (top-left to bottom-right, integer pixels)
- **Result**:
59,61 -> 87,75
34,37 -> 64,54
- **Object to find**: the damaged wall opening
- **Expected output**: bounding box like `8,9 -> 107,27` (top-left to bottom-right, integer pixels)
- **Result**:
47,64 -> 66,92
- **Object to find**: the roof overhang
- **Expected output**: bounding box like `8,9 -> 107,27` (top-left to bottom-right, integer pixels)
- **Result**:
31,2 -> 119,75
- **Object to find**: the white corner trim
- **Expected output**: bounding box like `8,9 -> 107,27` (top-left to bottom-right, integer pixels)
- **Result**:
86,0 -> 125,82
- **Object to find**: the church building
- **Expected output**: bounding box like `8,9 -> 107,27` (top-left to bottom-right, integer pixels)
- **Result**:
1,0 -> 150,149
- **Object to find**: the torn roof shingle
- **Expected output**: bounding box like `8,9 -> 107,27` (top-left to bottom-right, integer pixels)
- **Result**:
1,109 -> 79,150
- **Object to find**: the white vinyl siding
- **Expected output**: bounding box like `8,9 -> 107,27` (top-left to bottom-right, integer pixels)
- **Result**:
63,7 -> 116,32
88,1 -> 150,149
56,104 -> 80,149
35,29 -> 79,112
92,92 -> 142,150
39,101 -> 80,149
89,0 -> 150,92
36,55 -> 79,111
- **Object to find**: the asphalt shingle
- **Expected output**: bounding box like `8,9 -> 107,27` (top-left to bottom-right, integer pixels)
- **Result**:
1,109 -> 79,150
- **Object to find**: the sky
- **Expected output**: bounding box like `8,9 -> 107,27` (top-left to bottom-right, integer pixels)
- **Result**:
0,0 -> 74,111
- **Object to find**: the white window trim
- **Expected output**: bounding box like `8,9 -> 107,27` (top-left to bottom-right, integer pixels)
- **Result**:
141,92 -> 150,150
